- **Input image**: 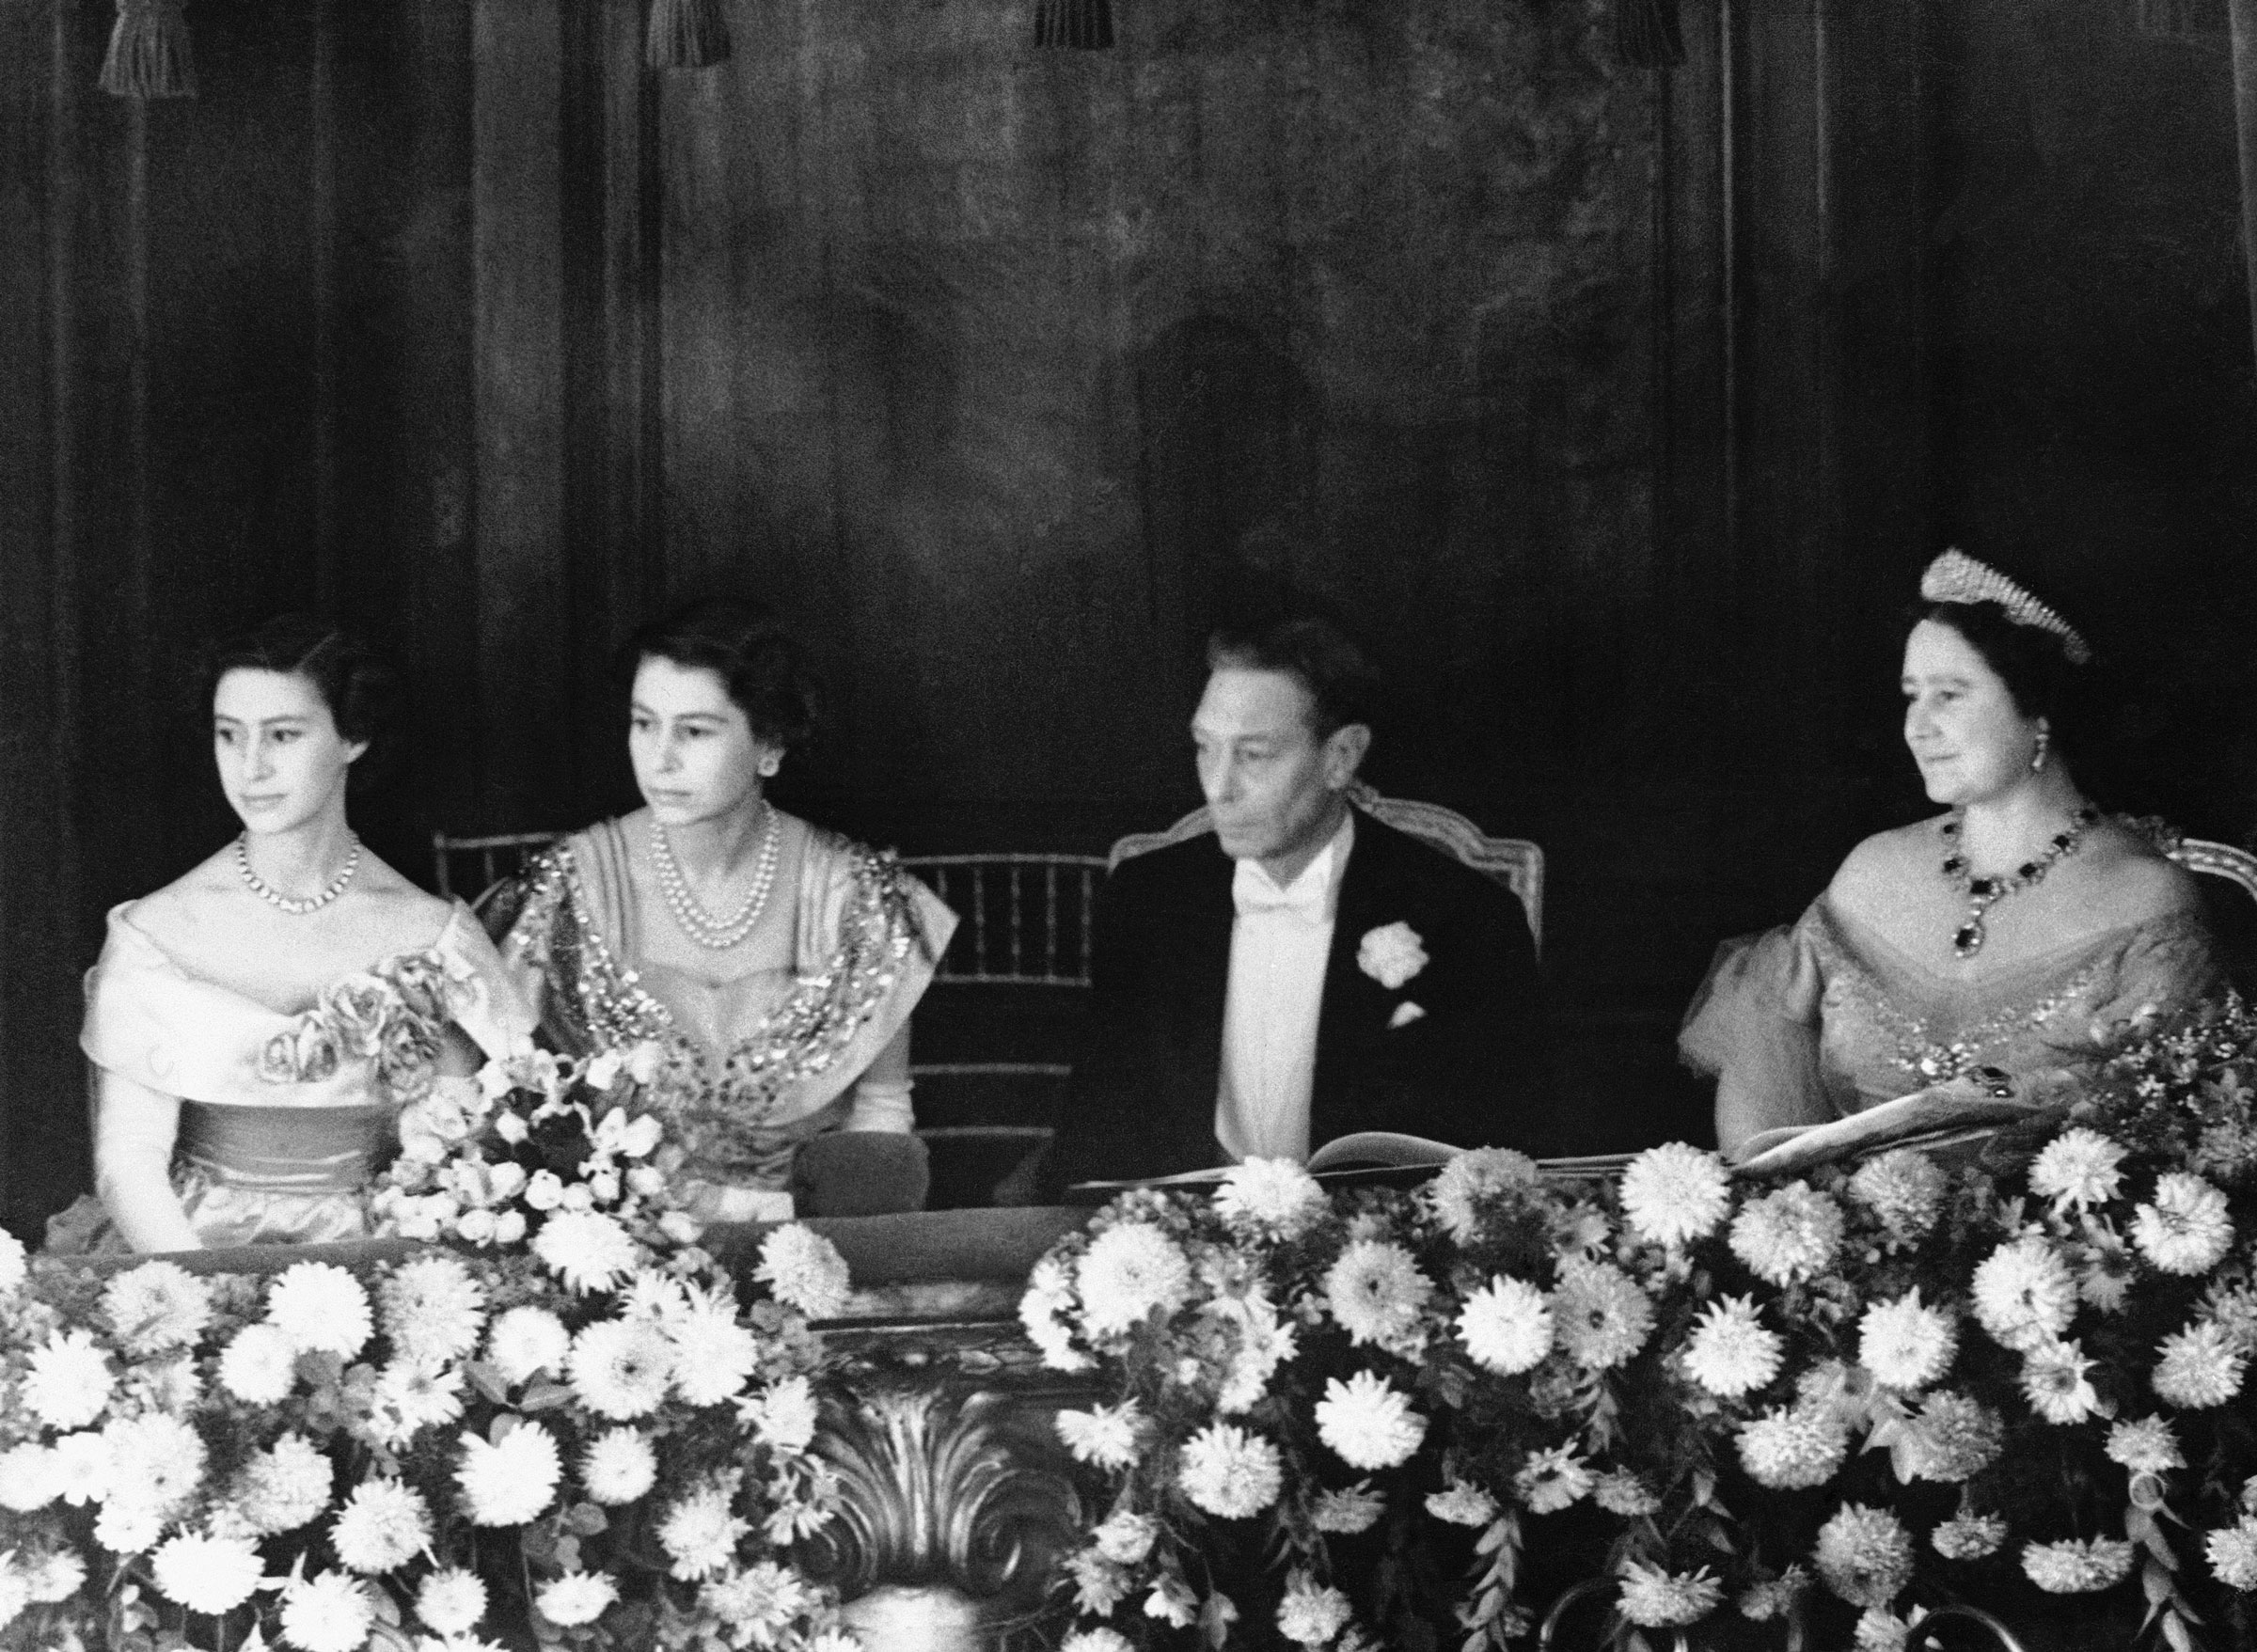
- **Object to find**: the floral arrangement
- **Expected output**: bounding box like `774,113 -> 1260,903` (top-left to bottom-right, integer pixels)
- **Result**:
0,1044 -> 867,1652
1025,995 -> 2257,1652
259,952 -> 477,1103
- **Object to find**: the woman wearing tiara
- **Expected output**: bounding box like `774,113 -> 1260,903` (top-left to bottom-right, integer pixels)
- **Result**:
1683,550 -> 2221,1169
486,600 -> 955,1222
48,618 -> 535,1253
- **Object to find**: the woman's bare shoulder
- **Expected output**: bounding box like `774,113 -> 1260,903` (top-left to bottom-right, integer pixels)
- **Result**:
2075,822 -> 2205,926
348,854 -> 463,948
125,849 -> 243,948
1825,820 -> 1943,909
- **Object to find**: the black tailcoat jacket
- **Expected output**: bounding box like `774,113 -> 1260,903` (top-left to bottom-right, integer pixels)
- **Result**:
1048,808 -> 1554,1190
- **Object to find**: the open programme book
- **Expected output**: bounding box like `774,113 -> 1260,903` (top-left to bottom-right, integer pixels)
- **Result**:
1070,1132 -> 1635,1193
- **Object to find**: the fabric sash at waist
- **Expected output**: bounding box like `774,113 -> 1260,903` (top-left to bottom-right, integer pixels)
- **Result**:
177,1101 -> 396,1196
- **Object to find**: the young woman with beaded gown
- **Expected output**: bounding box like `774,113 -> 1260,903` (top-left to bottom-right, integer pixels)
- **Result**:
485,603 -> 955,1222
47,621 -> 534,1254
1682,552 -> 2220,1168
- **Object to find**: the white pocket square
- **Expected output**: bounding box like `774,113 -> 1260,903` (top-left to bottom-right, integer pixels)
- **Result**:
1387,1001 -> 1427,1030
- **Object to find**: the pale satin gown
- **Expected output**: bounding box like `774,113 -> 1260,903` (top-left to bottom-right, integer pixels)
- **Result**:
47,902 -> 533,1251
1680,889 -> 2220,1131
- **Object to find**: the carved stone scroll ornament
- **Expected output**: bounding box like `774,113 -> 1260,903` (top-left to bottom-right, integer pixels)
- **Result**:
799,1383 -> 1087,1652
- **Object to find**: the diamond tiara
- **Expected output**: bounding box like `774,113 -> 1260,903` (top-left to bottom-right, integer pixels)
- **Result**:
1918,548 -> 2092,666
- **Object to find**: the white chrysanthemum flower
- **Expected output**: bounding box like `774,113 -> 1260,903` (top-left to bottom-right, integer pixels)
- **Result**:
1618,1142 -> 1733,1247
2021,1340 -> 2106,1425
1426,1481 -> 1499,1525
1313,1371 -> 1428,1471
665,1298 -> 760,1408
2130,1173 -> 2234,1276
24,1549 -> 85,1604
234,1433 -> 333,1534
93,1495 -> 164,1554
331,1476 -> 433,1573
2028,1127 -> 2127,1212
1213,1157 -> 1328,1238
369,1360 -> 467,1449
150,1530 -> 265,1616
1212,1292 -> 1298,1416
1933,1512 -> 2009,1561
1550,1258 -> 1655,1370
2206,1517 -> 2257,1591
1858,1288 -> 1958,1392
701,1561 -> 810,1640
657,1475 -> 749,1581
102,1261 -> 213,1357
2107,1415 -> 2185,1475
533,1209 -> 641,1295
744,1374 -> 822,1454
1054,1400 -> 1144,1471
23,1329 -> 116,1430
1855,1607 -> 1913,1652
753,1223 -> 853,1318
1971,1237 -> 2079,1353
2153,1321 -> 2248,1408
456,1421 -> 561,1527
569,1317 -> 675,1420
1059,1631 -> 1135,1652
1322,1240 -> 1434,1352
280,1571 -> 377,1652
1425,1147 -> 1541,1242
417,1566 -> 489,1636
1516,1445 -> 1595,1514
218,1321 -> 300,1404
1618,1562 -> 1723,1628
485,1305 -> 572,1386
1175,1423 -> 1284,1519
1066,1548 -> 1129,1615
379,1253 -> 487,1367
2021,1536 -> 2136,1594
265,1262 -> 373,1358
1898,1391 -> 2005,1483
1075,1223 -> 1193,1336
1681,1295 -> 1783,1398
102,1411 -> 205,1516
1737,1406 -> 1849,1490
1276,1570 -> 1352,1647
536,1570 -> 618,1627
581,1428 -> 659,1506
1728,1182 -> 1845,1285
0,1228 -> 25,1295
1815,1503 -> 1916,1610
52,1429 -> 113,1506
1311,1480 -> 1386,1534
1594,1471 -> 1661,1517
0,1444 -> 61,1513
1457,1275 -> 1554,1375
1848,1150 -> 1947,1238
1088,1509 -> 1159,1566
1018,1254 -> 1095,1373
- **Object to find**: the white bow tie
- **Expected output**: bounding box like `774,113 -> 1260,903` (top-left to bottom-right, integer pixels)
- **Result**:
1232,858 -> 1330,925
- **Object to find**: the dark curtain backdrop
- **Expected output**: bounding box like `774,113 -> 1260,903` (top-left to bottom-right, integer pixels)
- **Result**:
3,0 -> 2252,1233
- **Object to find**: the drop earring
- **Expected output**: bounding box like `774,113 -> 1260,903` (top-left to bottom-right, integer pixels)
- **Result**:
2030,727 -> 2050,774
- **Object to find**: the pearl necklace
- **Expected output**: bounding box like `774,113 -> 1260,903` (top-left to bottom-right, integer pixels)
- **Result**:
1938,804 -> 2100,959
235,831 -> 362,915
649,807 -> 781,951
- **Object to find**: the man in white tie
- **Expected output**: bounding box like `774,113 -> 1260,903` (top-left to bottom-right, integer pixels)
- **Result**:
1050,617 -> 1551,1189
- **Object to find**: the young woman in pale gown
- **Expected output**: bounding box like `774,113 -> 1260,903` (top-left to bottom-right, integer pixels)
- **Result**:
1682,550 -> 2219,1165
48,618 -> 533,1253
487,600 -> 955,1221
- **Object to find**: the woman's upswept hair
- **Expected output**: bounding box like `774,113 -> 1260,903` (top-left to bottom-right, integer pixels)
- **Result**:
622,598 -> 821,750
205,615 -> 399,787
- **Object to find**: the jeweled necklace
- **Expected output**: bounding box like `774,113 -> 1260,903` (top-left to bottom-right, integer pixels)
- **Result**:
649,805 -> 781,950
1938,803 -> 2101,959
235,831 -> 361,915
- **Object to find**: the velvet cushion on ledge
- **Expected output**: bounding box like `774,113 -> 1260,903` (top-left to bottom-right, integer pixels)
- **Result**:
789,1130 -> 931,1219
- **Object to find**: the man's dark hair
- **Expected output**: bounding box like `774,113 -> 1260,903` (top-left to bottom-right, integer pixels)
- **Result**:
1206,616 -> 1381,739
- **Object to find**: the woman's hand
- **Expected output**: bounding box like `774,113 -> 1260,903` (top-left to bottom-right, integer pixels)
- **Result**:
92,1069 -> 202,1252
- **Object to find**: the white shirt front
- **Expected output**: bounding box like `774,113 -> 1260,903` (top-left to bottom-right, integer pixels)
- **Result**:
1214,813 -> 1355,1163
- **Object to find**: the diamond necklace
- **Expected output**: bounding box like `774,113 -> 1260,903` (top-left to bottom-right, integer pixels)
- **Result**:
1938,804 -> 2100,959
649,806 -> 781,950
235,831 -> 362,915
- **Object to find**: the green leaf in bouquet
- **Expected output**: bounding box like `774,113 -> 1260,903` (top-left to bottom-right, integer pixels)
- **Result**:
1199,1587 -> 1239,1648
555,1534 -> 582,1573
521,1377 -> 576,1412
466,1359 -> 513,1406
491,1409 -> 524,1443
564,1501 -> 609,1536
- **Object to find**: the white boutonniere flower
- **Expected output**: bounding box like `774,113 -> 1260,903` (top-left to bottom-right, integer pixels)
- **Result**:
1388,1002 -> 1427,1031
1357,922 -> 1428,991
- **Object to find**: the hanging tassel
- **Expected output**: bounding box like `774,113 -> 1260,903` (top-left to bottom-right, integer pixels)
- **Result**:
99,0 -> 196,100
645,0 -> 732,71
1615,0 -> 1685,69
1034,0 -> 1114,50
